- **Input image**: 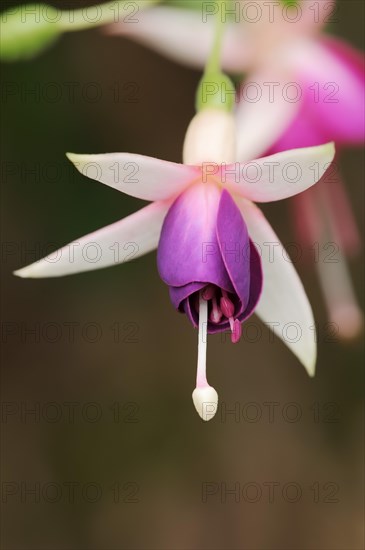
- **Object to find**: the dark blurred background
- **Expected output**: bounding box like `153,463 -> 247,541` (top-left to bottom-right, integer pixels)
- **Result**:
1,1 -> 364,549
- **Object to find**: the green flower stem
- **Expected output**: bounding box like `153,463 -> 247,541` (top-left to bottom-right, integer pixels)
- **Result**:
195,0 -> 236,113
204,3 -> 225,76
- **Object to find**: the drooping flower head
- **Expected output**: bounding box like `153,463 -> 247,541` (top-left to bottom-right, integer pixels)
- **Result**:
5,0 -> 342,420
14,105 -> 335,419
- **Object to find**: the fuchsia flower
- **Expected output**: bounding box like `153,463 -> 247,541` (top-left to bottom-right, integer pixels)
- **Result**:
15,109 -> 335,419
106,1 -> 364,155
107,0 -> 365,338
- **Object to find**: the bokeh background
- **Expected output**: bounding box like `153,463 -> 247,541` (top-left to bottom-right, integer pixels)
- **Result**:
1,1 -> 364,548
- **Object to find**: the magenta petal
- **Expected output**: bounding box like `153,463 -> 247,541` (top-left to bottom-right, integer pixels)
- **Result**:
297,37 -> 365,146
157,183 -> 234,292
266,100 -> 327,152
268,37 -> 365,153
318,36 -> 365,144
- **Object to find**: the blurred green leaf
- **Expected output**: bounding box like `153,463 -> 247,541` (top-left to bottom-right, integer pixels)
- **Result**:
0,4 -> 62,61
0,0 -> 162,62
280,0 -> 299,6
166,0 -> 206,9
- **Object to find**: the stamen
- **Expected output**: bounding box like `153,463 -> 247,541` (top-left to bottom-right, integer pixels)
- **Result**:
192,292 -> 218,421
220,290 -> 235,318
231,319 -> 242,344
202,284 -> 215,301
210,295 -> 222,323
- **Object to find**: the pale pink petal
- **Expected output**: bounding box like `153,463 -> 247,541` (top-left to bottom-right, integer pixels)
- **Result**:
237,0 -> 333,64
105,2 -> 332,72
14,200 -> 171,278
66,152 -> 198,201
105,6 -> 249,72
222,143 -> 335,202
293,0 -> 335,34
235,65 -> 301,162
237,198 -> 316,376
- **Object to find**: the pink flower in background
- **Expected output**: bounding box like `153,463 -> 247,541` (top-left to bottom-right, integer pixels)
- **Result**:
106,1 -> 364,153
14,109 -> 335,419
263,86 -> 364,339
106,0 -> 365,338
232,15 -> 365,340
287,172 -> 363,340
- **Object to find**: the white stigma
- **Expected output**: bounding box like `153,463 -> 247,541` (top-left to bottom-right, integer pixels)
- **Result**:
192,293 -> 218,421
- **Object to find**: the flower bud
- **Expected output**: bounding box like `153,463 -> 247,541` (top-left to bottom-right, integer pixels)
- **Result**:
183,108 -> 236,165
